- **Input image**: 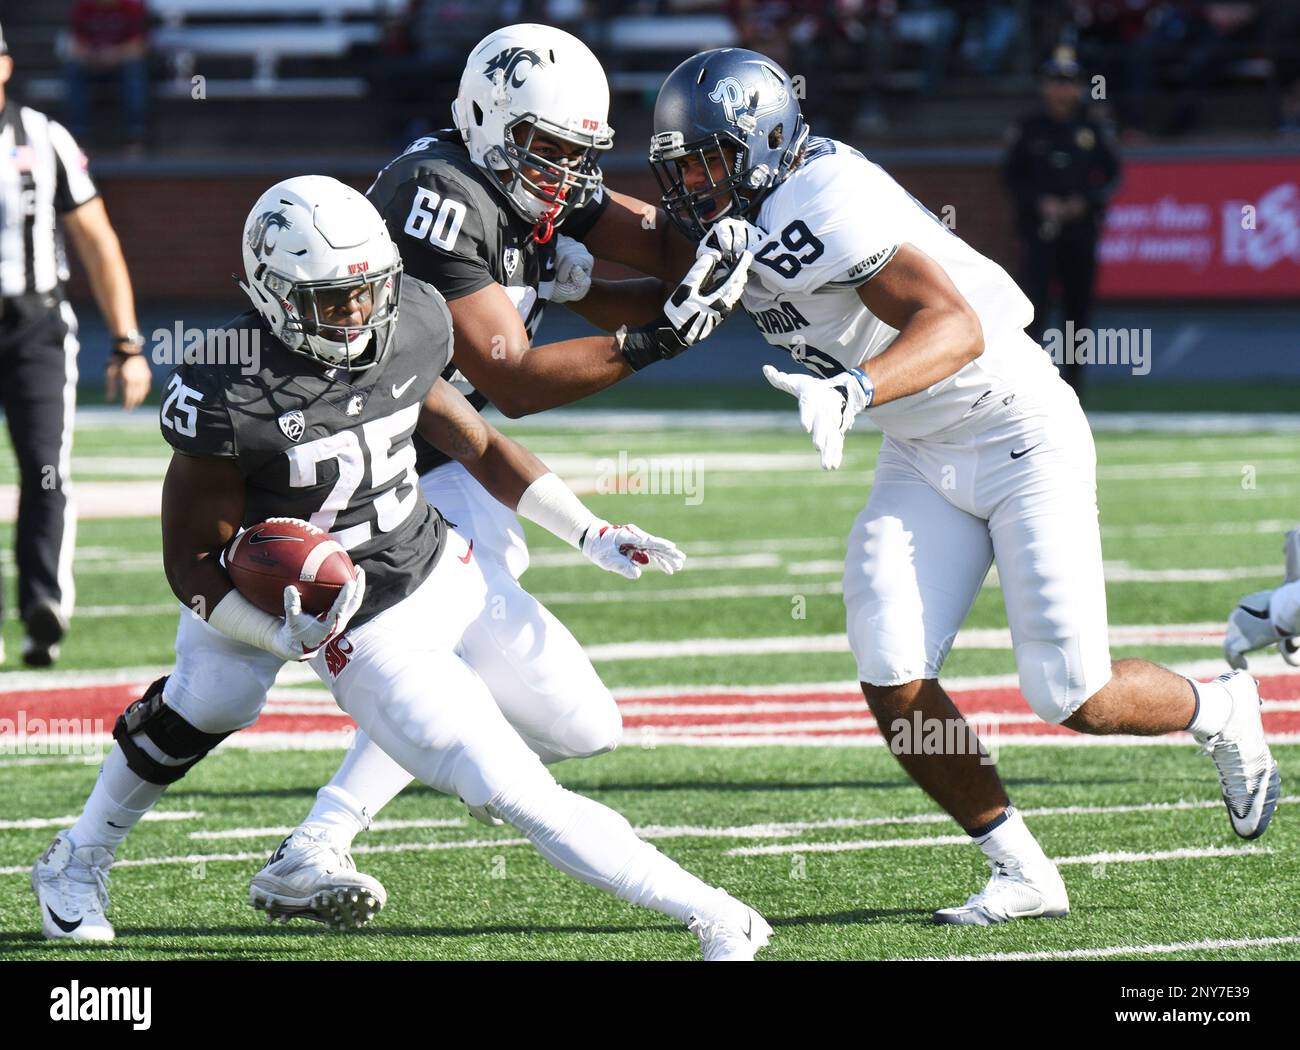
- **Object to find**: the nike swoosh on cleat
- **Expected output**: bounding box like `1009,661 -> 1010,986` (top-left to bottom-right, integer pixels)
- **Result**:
46,905 -> 82,933
1010,444 -> 1041,460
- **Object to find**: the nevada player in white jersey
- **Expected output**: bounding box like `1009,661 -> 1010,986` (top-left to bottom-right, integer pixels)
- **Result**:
650,48 -> 1281,924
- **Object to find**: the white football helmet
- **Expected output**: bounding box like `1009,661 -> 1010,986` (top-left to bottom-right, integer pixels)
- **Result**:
451,23 -> 613,238
240,175 -> 402,371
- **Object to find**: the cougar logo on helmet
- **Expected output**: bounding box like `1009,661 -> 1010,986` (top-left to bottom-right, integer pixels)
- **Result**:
483,47 -> 545,89
247,209 -> 291,259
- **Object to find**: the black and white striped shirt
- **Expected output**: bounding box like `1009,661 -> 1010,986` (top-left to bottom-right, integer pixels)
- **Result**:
0,103 -> 98,297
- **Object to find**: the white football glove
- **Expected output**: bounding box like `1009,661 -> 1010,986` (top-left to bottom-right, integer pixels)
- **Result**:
702,217 -> 766,261
581,522 -> 686,580
271,568 -> 366,661
663,248 -> 753,345
551,235 -> 593,303
763,364 -> 875,471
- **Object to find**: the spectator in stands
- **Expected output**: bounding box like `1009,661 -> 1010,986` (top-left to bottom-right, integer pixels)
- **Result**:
1123,1 -> 1261,135
64,0 -> 149,152
727,1 -> 894,138
1003,46 -> 1121,398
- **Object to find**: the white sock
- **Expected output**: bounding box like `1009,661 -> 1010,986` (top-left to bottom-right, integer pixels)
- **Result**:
491,780 -> 723,925
1187,676 -> 1233,738
301,784 -> 371,846
972,807 -> 1050,867
308,730 -> 414,846
67,746 -> 167,854
1271,579 -> 1300,637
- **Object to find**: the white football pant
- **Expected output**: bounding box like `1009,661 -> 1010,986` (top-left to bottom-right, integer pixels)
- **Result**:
844,378 -> 1113,722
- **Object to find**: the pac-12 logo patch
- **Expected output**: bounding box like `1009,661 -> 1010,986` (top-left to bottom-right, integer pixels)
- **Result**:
278,410 -> 305,442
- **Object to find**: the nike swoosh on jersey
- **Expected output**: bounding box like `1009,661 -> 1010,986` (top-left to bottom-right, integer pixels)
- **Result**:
46,905 -> 83,933
392,375 -> 418,398
1010,444 -> 1041,460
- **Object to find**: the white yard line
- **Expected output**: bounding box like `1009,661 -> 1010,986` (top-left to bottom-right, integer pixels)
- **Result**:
728,833 -> 1275,857
0,811 -> 200,831
926,935 -> 1300,962
189,817 -> 467,841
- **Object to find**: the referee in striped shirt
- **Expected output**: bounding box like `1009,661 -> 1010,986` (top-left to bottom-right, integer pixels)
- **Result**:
1,23 -> 149,666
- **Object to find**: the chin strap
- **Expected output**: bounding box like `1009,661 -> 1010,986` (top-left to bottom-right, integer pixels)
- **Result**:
531,185 -> 569,245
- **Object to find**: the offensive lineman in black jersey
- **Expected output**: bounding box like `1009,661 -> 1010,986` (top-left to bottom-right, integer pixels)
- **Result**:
31,176 -> 772,960
267,23 -> 756,924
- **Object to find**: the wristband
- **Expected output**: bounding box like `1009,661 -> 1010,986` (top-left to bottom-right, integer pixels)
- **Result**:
515,472 -> 599,549
206,588 -> 282,654
617,315 -> 689,372
848,367 -> 875,408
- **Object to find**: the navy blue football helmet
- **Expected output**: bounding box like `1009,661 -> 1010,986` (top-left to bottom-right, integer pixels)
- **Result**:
649,48 -> 808,242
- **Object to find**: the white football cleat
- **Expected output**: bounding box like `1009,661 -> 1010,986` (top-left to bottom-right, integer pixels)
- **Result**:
249,829 -> 387,930
932,856 -> 1069,926
1194,671 -> 1281,840
31,834 -> 115,942
687,892 -> 773,961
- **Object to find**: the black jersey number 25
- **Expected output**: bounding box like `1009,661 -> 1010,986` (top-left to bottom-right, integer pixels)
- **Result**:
754,220 -> 825,279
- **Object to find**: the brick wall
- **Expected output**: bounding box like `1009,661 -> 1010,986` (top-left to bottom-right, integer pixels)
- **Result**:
68,162 -> 1023,303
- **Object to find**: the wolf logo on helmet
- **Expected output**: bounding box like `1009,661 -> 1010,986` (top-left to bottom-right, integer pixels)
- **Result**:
247,209 -> 291,258
483,46 -> 545,89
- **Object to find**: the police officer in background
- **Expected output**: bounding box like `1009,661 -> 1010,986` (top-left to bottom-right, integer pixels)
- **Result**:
1003,46 -> 1121,398
0,23 -> 149,666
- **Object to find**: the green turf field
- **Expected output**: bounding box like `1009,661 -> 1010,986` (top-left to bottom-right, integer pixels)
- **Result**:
1,410 -> 1297,960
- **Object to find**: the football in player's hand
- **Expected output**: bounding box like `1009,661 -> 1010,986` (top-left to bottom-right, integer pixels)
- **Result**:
226,517 -> 355,617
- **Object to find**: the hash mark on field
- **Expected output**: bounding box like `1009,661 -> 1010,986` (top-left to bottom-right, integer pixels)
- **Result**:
927,936 -> 1300,962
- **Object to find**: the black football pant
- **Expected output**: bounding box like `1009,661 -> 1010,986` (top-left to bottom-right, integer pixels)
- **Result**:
0,295 -> 79,624
1021,224 -> 1099,399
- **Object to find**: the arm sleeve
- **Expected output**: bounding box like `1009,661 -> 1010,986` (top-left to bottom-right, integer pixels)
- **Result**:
562,183 -> 611,242
159,363 -> 239,460
48,119 -> 99,214
375,172 -> 495,301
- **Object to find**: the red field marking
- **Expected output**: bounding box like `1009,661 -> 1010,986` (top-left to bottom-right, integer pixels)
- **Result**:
3,674 -> 1299,743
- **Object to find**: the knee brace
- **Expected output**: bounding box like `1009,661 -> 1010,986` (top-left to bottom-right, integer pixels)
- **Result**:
112,676 -> 233,785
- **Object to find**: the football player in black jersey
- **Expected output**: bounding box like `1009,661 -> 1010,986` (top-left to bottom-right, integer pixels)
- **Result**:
270,23 -> 756,924
31,175 -> 772,960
